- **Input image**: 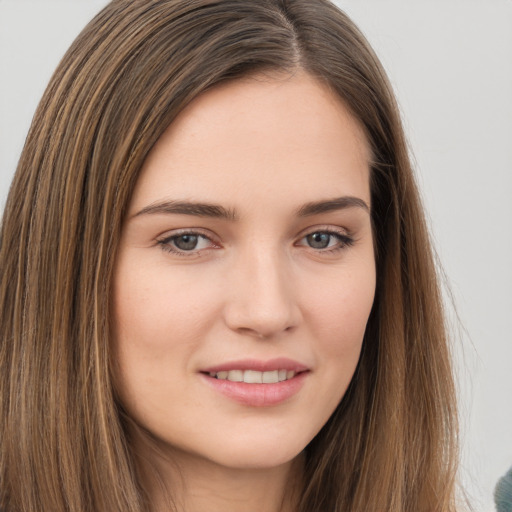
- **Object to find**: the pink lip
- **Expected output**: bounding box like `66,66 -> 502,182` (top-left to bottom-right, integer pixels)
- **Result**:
200,358 -> 310,407
202,357 -> 309,374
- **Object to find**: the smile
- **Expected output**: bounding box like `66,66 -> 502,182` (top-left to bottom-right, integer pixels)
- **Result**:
201,359 -> 309,407
208,369 -> 296,383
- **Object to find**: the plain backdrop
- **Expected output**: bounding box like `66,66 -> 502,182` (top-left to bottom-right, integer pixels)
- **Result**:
1,1 -> 511,510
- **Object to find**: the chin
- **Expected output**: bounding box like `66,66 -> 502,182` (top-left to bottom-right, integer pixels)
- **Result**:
209,444 -> 304,471
212,424 -> 317,469
156,428 -> 310,473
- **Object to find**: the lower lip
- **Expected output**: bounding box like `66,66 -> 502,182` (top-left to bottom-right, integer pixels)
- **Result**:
201,372 -> 308,407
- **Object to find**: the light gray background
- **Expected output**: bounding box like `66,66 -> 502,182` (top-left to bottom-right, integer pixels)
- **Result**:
1,1 -> 511,510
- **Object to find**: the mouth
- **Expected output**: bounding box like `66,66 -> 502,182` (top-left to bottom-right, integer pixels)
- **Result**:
200,359 -> 309,407
206,369 -> 298,384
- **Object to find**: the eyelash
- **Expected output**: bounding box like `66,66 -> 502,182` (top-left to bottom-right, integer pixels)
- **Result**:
157,228 -> 354,257
157,229 -> 219,258
295,229 -> 355,254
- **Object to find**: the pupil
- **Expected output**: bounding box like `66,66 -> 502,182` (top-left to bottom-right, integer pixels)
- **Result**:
174,234 -> 198,250
307,232 -> 330,249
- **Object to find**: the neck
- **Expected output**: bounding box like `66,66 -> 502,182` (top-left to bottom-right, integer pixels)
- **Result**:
133,434 -> 304,512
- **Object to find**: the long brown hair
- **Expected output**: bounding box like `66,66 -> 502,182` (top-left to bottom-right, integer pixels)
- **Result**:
0,0 -> 459,510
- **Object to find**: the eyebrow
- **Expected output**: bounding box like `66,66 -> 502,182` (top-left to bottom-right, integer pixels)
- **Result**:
296,196 -> 370,216
132,195 -> 369,221
133,200 -> 238,221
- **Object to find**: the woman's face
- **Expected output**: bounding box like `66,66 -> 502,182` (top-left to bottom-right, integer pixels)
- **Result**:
112,71 -> 375,471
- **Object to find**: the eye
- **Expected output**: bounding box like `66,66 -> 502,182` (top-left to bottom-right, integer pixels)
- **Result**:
296,229 -> 354,252
172,234 -> 206,251
305,232 -> 335,249
157,231 -> 218,256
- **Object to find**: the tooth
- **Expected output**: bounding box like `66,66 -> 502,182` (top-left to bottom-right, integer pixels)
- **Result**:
262,370 -> 279,384
213,369 -> 296,383
227,370 -> 243,382
244,370 -> 263,384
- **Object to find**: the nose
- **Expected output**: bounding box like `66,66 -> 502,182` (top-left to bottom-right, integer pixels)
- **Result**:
223,248 -> 302,339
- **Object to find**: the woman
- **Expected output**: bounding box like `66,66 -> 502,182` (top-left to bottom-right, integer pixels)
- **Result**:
0,0 -> 460,511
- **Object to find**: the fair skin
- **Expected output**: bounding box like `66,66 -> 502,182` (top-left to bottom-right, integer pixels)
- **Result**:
112,70 -> 376,512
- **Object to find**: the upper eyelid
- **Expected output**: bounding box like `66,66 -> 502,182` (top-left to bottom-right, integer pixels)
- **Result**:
157,231 -> 219,257
296,224 -> 351,238
156,230 -> 220,257
295,230 -> 353,246
158,227 -> 217,242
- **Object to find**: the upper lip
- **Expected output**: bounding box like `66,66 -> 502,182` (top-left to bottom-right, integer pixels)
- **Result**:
201,358 -> 309,374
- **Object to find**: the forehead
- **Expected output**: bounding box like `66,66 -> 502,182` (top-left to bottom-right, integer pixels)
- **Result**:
129,71 -> 371,215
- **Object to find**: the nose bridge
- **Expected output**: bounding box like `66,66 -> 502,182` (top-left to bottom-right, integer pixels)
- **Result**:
224,241 -> 300,338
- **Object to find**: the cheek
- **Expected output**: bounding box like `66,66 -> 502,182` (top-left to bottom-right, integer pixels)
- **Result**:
292,264 -> 375,439
111,261 -> 201,398
303,264 -> 376,362
111,274 -> 197,424
112,260 -> 220,350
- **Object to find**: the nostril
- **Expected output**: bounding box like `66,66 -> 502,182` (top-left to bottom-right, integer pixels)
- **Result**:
222,270 -> 302,337
236,327 -> 269,339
